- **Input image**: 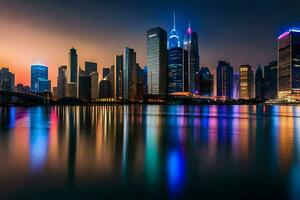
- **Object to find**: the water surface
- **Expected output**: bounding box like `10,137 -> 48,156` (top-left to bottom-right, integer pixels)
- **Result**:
0,105 -> 300,199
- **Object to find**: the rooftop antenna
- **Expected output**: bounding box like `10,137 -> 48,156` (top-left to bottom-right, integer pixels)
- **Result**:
173,11 -> 176,30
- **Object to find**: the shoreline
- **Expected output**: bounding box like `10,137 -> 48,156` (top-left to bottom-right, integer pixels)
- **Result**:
0,102 -> 299,107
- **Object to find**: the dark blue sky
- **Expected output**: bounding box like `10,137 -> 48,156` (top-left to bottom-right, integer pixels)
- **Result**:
1,0 -> 300,84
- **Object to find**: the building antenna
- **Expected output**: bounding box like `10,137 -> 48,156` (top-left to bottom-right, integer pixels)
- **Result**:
173,11 -> 176,30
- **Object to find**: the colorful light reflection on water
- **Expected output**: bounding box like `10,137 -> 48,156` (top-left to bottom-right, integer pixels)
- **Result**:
0,105 -> 300,199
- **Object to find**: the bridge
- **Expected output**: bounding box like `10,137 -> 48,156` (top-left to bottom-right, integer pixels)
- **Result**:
0,90 -> 48,104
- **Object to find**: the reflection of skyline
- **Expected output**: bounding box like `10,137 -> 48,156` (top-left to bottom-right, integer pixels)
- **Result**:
0,105 -> 300,198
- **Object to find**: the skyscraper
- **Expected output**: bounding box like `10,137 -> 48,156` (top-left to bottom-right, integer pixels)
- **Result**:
183,23 -> 199,93
67,82 -> 77,98
147,27 -> 168,95
31,65 -> 48,92
233,72 -> 240,99
198,67 -> 214,96
278,28 -> 300,100
108,65 -> 115,99
0,67 -> 15,91
239,65 -> 253,99
85,62 -> 97,75
69,47 -> 78,83
136,64 -> 146,99
143,66 -> 148,95
79,75 -> 91,101
123,47 -> 137,101
38,79 -> 51,92
90,72 -> 99,100
114,55 -> 123,100
216,61 -> 233,98
167,47 -> 188,93
264,61 -> 278,100
168,12 -> 180,49
57,65 -> 67,99
255,66 -> 264,100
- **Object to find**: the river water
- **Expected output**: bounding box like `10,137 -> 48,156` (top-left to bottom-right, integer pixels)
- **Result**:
0,105 -> 300,199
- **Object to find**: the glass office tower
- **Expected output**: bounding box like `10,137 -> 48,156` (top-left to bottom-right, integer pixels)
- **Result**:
183,23 -> 199,93
278,28 -> 300,100
123,47 -> 137,101
147,27 -> 168,95
31,65 -> 48,92
216,61 -> 233,98
167,47 -> 188,93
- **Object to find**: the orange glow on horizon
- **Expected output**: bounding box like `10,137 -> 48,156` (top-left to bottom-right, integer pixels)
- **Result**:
0,15 -> 146,88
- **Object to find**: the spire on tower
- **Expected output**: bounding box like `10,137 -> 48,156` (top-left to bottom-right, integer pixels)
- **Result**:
168,11 -> 180,49
173,11 -> 176,30
187,20 -> 192,34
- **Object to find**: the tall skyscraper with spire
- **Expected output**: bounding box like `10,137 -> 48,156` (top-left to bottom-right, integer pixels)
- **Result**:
167,13 -> 189,93
183,22 -> 199,93
168,12 -> 180,49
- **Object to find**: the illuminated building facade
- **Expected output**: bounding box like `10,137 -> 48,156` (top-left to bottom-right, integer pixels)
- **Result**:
167,47 -> 188,93
183,23 -> 199,93
216,61 -> 233,98
278,28 -> 300,100
239,65 -> 253,99
147,27 -> 168,95
31,65 -> 48,92
38,79 -> 51,92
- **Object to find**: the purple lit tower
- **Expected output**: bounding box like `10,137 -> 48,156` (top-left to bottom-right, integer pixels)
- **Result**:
183,22 -> 199,93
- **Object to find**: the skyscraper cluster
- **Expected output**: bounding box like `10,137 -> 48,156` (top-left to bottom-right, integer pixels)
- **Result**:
2,17 -> 300,103
165,13 -> 201,95
54,47 -> 148,102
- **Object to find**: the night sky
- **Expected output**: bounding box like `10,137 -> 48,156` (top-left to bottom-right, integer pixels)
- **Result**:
1,0 -> 300,86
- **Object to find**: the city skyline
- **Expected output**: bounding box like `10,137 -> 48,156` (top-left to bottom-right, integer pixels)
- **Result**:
1,0 -> 300,86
